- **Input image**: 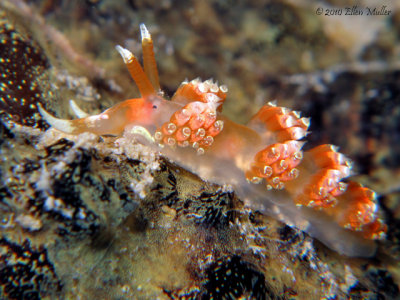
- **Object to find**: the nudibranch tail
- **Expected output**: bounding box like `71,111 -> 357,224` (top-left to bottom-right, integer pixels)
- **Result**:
243,100 -> 386,252
284,144 -> 387,241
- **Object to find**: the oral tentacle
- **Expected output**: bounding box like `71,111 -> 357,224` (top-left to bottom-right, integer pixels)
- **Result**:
69,100 -> 89,118
38,103 -> 82,134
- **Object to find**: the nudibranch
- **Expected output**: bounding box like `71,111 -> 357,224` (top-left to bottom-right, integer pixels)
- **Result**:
39,24 -> 386,257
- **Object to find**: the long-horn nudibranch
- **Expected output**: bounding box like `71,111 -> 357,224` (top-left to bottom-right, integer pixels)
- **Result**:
39,24 -> 386,257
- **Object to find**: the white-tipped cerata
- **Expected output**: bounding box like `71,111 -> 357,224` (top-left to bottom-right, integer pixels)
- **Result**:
140,23 -> 151,41
38,103 -> 76,133
115,45 -> 133,64
69,100 -> 89,118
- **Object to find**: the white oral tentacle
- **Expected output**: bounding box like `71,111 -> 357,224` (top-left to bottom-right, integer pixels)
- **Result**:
69,100 -> 89,118
38,103 -> 76,133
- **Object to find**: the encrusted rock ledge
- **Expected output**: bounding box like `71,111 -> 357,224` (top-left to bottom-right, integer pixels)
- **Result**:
1,121 -> 398,299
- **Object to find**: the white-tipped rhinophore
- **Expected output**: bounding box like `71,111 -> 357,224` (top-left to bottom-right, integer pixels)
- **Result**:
140,23 -> 151,41
69,100 -> 89,118
115,45 -> 133,64
38,103 -> 76,133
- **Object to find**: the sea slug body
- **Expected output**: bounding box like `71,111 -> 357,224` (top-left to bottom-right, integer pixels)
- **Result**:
38,24 -> 386,257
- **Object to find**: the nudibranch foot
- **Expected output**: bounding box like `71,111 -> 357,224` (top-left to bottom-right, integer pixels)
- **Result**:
38,24 -> 387,257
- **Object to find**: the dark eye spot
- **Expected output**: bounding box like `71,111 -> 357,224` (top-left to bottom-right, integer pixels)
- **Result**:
152,105 -> 157,109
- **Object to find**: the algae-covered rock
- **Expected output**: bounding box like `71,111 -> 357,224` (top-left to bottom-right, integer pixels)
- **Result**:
2,121 -> 399,299
0,10 -> 50,129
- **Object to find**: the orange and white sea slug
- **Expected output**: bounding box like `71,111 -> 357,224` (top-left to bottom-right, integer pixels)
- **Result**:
39,24 -> 386,257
